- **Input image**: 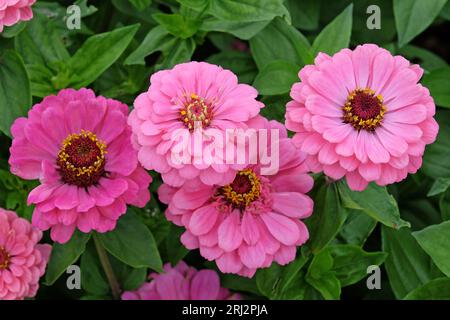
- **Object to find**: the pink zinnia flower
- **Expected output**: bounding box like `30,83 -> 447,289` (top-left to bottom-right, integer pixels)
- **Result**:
128,61 -> 264,188
9,89 -> 151,244
0,208 -> 51,300
286,44 -> 439,191
158,119 -> 313,278
121,261 -> 240,300
0,0 -> 35,32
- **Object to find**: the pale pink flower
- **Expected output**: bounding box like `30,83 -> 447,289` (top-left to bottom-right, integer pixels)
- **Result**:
0,208 -> 51,300
286,44 -> 439,191
121,261 -> 240,300
9,89 -> 151,244
128,61 -> 264,188
158,119 -> 313,278
0,0 -> 35,32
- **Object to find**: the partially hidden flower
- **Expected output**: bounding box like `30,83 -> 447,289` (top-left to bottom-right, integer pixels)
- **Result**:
286,44 -> 439,191
128,61 -> 264,188
121,261 -> 240,300
158,119 -> 314,278
0,0 -> 36,32
9,88 -> 152,244
0,208 -> 51,300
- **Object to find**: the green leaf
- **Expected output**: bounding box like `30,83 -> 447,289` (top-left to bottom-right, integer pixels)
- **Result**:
0,50 -> 32,137
1,22 -> 27,38
413,221 -> 450,277
97,211 -> 163,272
253,60 -> 300,95
177,0 -> 210,11
397,45 -> 448,73
207,0 -> 290,23
67,24 -> 140,88
422,67 -> 450,108
153,13 -> 201,39
207,51 -> 257,84
284,0 -> 320,30
201,18 -> 270,40
422,110 -> 450,178
428,177 -> 450,196
382,226 -> 440,299
440,189 -> 450,221
129,0 -> 152,11
221,274 -> 260,296
249,18 -> 312,69
394,0 -> 448,47
164,224 -> 189,266
311,4 -> 353,56
404,278 -> 450,299
80,241 -> 111,296
305,182 -> 348,254
338,210 -> 377,246
112,0 -> 156,23
327,245 -> 387,287
306,250 -> 341,300
155,38 -> 196,70
45,231 -> 91,286
338,181 -> 410,229
125,26 -> 175,65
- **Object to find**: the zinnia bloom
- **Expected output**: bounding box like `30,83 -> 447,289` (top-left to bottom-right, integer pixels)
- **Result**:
9,89 -> 151,244
286,44 -> 439,191
0,208 -> 51,300
0,0 -> 35,32
158,119 -> 313,278
128,61 -> 264,188
121,261 -> 240,300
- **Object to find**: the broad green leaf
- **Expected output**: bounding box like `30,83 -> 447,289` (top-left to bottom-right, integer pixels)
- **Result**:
0,50 -> 32,137
220,274 -> 260,296
397,45 -> 448,73
428,177 -> 450,196
284,0 -> 320,30
80,241 -> 111,296
394,0 -> 448,47
1,22 -> 27,38
249,18 -> 312,69
201,18 -> 270,40
207,0 -> 290,23
338,210 -> 377,246
129,0 -> 152,11
413,221 -> 450,277
112,0 -> 156,23
45,231 -> 91,285
260,94 -> 290,122
441,1 -> 450,19
327,245 -> 387,287
312,4 -> 353,56
164,224 -> 189,266
253,60 -> 300,95
338,181 -> 410,229
177,0 -> 209,11
97,211 -> 163,272
382,226 -> 440,299
67,24 -> 140,88
306,250 -> 341,300
256,256 -> 308,299
422,67 -> 450,108
305,182 -> 348,254
207,51 -> 257,84
125,26 -> 175,65
153,13 -> 201,39
155,38 -> 196,70
422,110 -> 450,178
440,189 -> 450,221
14,11 -> 70,66
404,278 -> 450,299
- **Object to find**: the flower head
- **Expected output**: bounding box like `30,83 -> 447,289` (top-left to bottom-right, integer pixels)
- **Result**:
158,119 -> 313,278
286,44 -> 439,191
128,61 -> 264,188
0,0 -> 35,32
0,208 -> 51,300
9,88 -> 152,243
121,261 -> 240,300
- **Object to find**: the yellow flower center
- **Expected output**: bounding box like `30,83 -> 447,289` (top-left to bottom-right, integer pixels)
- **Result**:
220,169 -> 261,208
343,88 -> 386,131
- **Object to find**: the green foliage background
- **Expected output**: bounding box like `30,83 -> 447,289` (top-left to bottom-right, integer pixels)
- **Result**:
1,0 -> 450,300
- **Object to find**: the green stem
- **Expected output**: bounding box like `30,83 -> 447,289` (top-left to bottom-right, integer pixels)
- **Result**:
93,234 -> 121,300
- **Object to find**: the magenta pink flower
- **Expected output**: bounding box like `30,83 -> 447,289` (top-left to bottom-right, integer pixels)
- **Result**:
129,61 -> 264,188
0,0 -> 35,32
286,44 -> 439,191
0,208 -> 51,300
9,89 -> 151,244
121,261 -> 240,300
158,119 -> 313,278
